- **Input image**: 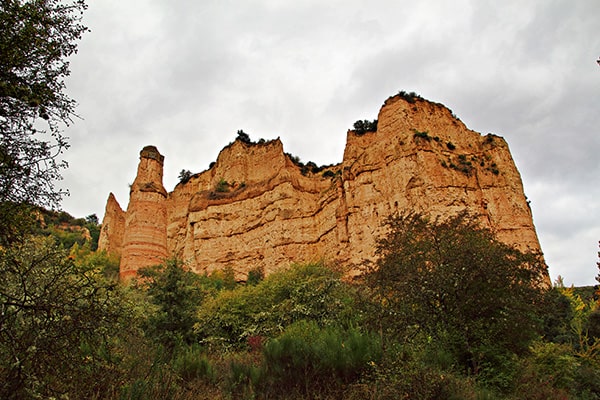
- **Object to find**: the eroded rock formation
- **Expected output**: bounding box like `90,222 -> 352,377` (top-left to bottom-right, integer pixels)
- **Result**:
115,146 -> 168,279
99,93 -> 547,282
97,193 -> 125,255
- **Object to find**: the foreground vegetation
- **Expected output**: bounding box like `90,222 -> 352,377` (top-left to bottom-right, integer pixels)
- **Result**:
1,212 -> 599,399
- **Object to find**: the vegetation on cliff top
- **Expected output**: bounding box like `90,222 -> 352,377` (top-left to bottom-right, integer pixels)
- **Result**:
352,119 -> 378,135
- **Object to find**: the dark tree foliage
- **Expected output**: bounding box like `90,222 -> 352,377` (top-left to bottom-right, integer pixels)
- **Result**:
137,258 -> 203,354
0,0 -> 88,243
540,288 -> 576,344
596,241 -> 600,286
178,169 -> 192,184
352,119 -> 377,135
0,237 -> 122,398
397,90 -> 423,103
236,129 -> 252,144
366,212 -> 547,374
0,4 -> 127,398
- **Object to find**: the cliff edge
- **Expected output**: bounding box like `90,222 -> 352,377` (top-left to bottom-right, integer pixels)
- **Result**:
99,93 -> 548,283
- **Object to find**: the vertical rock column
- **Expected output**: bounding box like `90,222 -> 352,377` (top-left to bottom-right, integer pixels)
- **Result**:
97,192 -> 126,255
120,146 -> 168,280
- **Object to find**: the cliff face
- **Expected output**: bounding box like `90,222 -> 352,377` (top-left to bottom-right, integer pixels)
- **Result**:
97,193 -> 125,255
118,146 -> 168,279
99,94 -> 547,282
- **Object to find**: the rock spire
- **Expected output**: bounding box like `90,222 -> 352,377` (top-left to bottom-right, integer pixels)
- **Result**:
118,145 -> 168,279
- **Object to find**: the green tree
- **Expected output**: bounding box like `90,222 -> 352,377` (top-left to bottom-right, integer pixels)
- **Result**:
196,263 -> 358,347
236,129 -> 251,144
352,119 -> 378,135
137,258 -> 203,353
366,213 -> 547,377
178,169 -> 192,184
0,0 -> 88,243
0,236 -> 123,398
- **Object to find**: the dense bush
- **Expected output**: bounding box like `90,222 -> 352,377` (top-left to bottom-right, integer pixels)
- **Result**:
222,320 -> 382,398
413,129 -> 431,141
3,239 -> 599,399
353,119 -> 378,135
260,320 -> 381,393
0,236 -> 125,398
196,262 -> 358,348
236,130 -> 252,144
172,344 -> 214,381
137,258 -> 204,352
397,90 -> 423,103
365,212 -> 547,385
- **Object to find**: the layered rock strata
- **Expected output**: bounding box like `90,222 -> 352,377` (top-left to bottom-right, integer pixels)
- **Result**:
99,94 -> 548,283
117,146 -> 168,279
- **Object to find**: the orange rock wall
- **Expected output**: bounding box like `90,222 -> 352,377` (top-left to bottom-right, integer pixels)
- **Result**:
100,95 -> 547,283
97,192 -> 125,254
110,146 -> 168,279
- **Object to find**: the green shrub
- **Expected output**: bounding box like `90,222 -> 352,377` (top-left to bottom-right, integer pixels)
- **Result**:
0,237 -> 126,398
246,266 -> 264,285
397,90 -> 423,103
353,119 -> 378,135
226,353 -> 263,397
120,379 -> 149,400
363,338 -> 488,400
172,345 -> 214,381
261,320 -> 381,394
209,265 -> 237,290
236,130 -> 252,144
215,178 -> 229,193
512,342 -> 583,399
413,130 -> 431,141
196,263 -> 359,348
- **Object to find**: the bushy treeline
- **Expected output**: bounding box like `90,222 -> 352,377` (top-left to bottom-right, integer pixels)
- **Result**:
2,213 -> 599,399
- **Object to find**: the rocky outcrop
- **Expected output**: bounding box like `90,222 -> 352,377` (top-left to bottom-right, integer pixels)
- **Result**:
99,93 -> 548,283
97,193 -> 125,255
117,146 -> 168,279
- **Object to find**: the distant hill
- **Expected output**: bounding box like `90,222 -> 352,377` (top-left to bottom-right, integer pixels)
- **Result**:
34,208 -> 101,250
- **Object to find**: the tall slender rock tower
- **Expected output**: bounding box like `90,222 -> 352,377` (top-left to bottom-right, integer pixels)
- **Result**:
119,146 -> 168,279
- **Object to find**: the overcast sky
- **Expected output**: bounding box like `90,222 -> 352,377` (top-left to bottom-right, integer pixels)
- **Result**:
59,0 -> 599,286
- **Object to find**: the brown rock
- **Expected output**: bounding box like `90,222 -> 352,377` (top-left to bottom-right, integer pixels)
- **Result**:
101,94 -> 549,284
98,193 -> 125,255
118,146 -> 167,279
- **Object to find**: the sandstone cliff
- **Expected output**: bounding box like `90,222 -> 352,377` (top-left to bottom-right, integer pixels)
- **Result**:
118,146 -> 168,279
97,193 -> 125,255
99,93 -> 547,283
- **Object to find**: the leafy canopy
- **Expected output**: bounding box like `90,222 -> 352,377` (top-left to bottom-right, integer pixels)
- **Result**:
0,236 -> 122,398
137,258 -> 204,351
196,262 -> 358,348
366,212 -> 547,373
0,0 -> 88,242
352,119 -> 377,135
